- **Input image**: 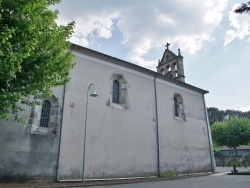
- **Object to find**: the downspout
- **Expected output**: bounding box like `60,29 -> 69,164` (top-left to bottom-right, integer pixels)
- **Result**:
154,74 -> 161,176
203,95 -> 216,173
56,84 -> 67,181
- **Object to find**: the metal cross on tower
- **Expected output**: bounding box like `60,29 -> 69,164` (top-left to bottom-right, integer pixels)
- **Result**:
165,42 -> 170,50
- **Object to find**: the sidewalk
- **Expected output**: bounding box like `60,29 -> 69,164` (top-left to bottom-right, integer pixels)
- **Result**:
0,173 -> 212,188
216,167 -> 250,173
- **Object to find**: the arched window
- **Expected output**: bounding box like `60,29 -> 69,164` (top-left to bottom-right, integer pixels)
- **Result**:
112,80 -> 119,104
29,95 -> 62,135
166,65 -> 171,77
40,100 -> 51,127
173,93 -> 186,120
172,63 -> 177,78
160,68 -> 164,75
167,65 -> 171,72
107,73 -> 130,109
174,97 -> 179,116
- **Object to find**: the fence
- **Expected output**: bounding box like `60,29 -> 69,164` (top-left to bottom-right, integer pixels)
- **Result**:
215,156 -> 242,167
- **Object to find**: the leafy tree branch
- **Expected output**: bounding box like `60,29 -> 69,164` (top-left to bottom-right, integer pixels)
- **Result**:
234,1 -> 250,14
0,0 -> 75,123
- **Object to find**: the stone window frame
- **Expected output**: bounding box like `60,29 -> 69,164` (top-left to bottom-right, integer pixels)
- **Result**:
106,72 -> 130,110
172,93 -> 186,121
28,95 -> 62,135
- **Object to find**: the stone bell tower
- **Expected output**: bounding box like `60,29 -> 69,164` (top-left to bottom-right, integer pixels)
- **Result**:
156,43 -> 185,82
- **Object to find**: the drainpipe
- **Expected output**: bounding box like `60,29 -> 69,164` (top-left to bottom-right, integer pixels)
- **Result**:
154,74 -> 161,176
203,95 -> 216,173
56,84 -> 67,181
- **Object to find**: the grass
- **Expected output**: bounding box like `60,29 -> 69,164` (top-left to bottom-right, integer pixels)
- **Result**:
162,170 -> 176,177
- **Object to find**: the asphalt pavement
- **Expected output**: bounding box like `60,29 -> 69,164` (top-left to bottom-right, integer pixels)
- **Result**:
87,174 -> 250,188
0,167 -> 249,188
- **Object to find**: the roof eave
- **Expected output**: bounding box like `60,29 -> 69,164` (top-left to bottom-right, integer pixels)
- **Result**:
70,43 -> 209,95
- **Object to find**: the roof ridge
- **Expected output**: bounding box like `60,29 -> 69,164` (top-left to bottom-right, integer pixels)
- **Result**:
70,43 -> 208,94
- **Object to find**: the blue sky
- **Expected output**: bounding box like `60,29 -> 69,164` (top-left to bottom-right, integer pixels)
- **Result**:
54,0 -> 250,111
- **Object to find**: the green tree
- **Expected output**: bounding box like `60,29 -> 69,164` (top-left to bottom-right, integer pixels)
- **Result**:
207,107 -> 250,125
227,157 -> 241,173
211,117 -> 250,172
234,1 -> 250,14
225,117 -> 250,151
211,121 -> 228,147
212,117 -> 250,152
241,154 -> 250,168
0,0 -> 75,122
207,107 -> 224,125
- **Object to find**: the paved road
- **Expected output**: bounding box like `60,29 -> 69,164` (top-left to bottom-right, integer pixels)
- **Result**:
78,168 -> 250,188
85,174 -> 249,188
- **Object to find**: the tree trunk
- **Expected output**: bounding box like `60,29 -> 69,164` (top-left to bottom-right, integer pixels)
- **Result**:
233,165 -> 237,173
233,147 -> 238,173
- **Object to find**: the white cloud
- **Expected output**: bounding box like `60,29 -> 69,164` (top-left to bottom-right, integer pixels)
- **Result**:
224,4 -> 250,46
116,0 -> 227,67
70,36 -> 89,47
126,38 -> 157,70
157,14 -> 176,26
204,0 -> 227,24
55,0 -> 228,69
172,34 -> 211,54
56,12 -> 119,47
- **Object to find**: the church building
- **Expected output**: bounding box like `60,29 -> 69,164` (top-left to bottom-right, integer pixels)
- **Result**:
0,43 -> 215,182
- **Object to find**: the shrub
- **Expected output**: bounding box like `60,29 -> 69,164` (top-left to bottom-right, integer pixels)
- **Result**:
241,154 -> 250,168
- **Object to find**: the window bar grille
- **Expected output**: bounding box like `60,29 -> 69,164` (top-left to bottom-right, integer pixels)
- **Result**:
113,80 -> 119,104
174,97 -> 179,117
40,100 -> 51,128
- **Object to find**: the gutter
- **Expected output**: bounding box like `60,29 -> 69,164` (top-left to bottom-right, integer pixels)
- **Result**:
154,74 -> 161,176
56,84 -> 67,181
202,95 -> 216,173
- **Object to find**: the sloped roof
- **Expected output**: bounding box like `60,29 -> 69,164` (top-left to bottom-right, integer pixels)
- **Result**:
70,43 -> 208,95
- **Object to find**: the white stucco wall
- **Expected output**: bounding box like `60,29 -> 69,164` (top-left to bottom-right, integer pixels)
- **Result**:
0,86 -> 64,181
57,51 -> 212,180
156,79 -> 211,173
